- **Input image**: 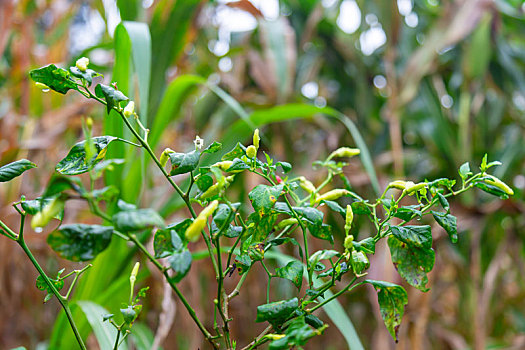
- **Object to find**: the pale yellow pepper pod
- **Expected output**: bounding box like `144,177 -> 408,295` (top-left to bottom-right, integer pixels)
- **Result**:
299,176 -> 316,194
253,128 -> 260,150
484,175 -> 514,196
159,148 -> 175,167
387,180 -> 408,190
328,147 -> 360,160
344,204 -> 353,234
315,189 -> 350,203
404,182 -> 426,195
185,200 -> 219,242
130,262 -> 140,284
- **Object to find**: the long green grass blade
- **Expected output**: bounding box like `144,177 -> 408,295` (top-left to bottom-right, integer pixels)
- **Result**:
78,301 -> 128,350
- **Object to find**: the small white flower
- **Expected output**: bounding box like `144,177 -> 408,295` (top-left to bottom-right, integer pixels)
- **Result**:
123,101 -> 135,117
75,57 -> 90,72
194,135 -> 204,150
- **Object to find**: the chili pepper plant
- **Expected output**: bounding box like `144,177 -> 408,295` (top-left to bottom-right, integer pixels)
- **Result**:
0,58 -> 514,349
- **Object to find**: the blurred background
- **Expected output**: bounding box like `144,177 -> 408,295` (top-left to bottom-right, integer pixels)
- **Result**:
1,0 -> 524,349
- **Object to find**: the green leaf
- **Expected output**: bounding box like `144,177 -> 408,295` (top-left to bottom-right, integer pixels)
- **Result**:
203,141 -> 222,154
321,200 -> 346,218
389,225 -> 432,250
56,136 -> 124,175
249,184 -> 284,216
0,159 -> 36,182
366,280 -> 408,342
169,150 -> 201,175
225,158 -> 250,172
36,274 -> 64,303
112,208 -> 165,232
269,317 -> 320,350
388,236 -> 435,291
277,161 -> 292,173
21,196 -> 64,222
353,237 -> 376,254
255,297 -> 298,325
29,64 -> 78,94
90,186 -> 120,202
69,67 -> 101,86
275,261 -> 304,289
168,250 -> 192,283
428,178 -> 456,189
47,224 -> 113,261
431,211 -> 458,243
154,228 -> 183,258
459,162 -> 472,180
95,84 -> 129,114
304,314 -> 324,329
350,250 -> 369,276
437,192 -> 449,212
43,174 -> 84,197
222,142 -> 246,161
393,205 -> 422,221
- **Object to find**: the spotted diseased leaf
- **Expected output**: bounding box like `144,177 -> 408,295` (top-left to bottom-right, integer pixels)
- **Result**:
29,64 -> 78,94
169,150 -> 201,175
388,236 -> 435,291
351,201 -> 372,215
255,297 -> 298,326
168,250 -> 192,283
431,211 -> 458,243
222,142 -> 246,161
309,223 -> 333,243
249,184 -> 284,217
196,174 -> 213,192
389,225 -> 432,250
95,83 -> 129,114
0,159 -> 36,182
56,136 -> 124,175
276,261 -> 304,289
366,280 -> 408,342
154,228 -> 183,259
69,67 -> 101,86
202,141 -> 222,154
47,224 -> 113,261
112,208 -> 165,232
